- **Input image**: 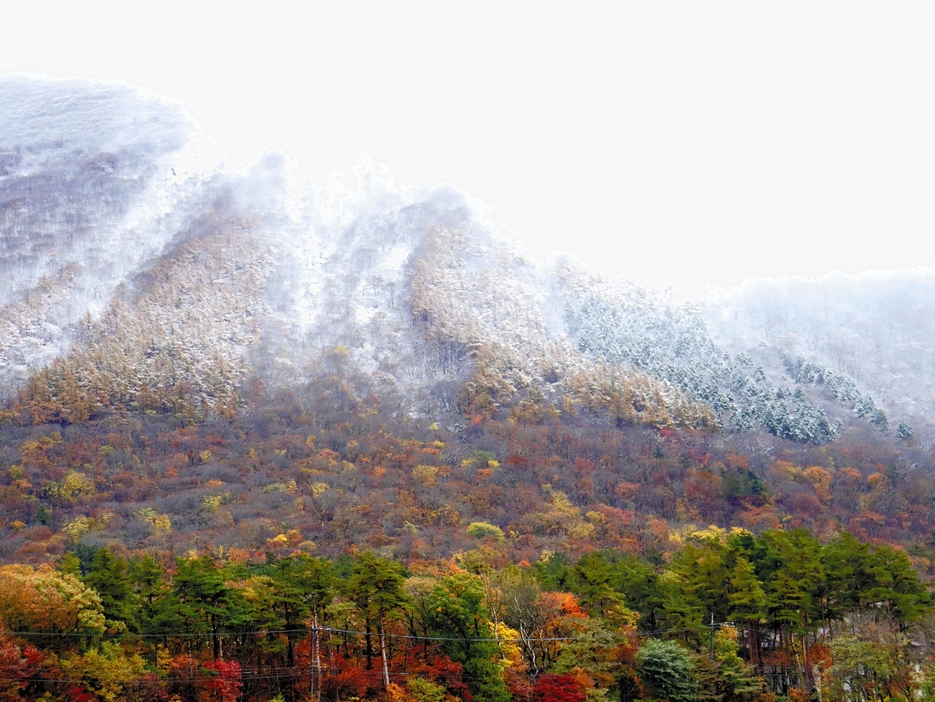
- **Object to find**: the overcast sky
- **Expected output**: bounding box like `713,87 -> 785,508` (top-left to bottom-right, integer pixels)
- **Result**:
3,3 -> 934,297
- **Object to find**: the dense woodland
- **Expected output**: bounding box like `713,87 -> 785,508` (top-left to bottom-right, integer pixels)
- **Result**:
0,529 -> 930,702
0,380 -> 934,701
6,75 -> 935,702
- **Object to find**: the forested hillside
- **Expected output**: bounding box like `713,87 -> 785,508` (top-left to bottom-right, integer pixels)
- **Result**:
3,75 -> 935,701
0,385 -> 934,700
0,526 -> 929,702
1,76 -> 915,447
705,270 -> 935,434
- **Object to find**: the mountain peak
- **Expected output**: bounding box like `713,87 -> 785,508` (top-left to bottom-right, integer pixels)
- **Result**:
1,76 -> 928,444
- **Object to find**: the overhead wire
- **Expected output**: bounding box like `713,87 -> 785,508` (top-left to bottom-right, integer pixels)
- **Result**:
0,620 -> 745,687
2,621 -> 713,643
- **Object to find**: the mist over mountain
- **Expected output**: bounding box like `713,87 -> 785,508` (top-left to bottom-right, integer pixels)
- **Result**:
705,271 -> 935,434
1,75 -> 930,444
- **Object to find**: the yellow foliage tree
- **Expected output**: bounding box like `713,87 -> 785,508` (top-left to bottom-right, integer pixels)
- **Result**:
0,564 -> 106,646
59,641 -> 149,702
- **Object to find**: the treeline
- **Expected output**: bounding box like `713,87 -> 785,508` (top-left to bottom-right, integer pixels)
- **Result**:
572,297 -> 848,444
1,398 -> 933,567
534,527 -> 932,698
0,527 -> 931,702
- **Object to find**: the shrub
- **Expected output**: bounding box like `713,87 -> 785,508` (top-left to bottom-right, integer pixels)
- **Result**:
466,521 -> 504,541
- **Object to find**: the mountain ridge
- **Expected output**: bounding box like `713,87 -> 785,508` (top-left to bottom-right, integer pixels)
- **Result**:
1,75 -> 930,447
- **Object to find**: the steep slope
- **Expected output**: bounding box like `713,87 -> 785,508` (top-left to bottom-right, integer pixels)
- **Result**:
705,270 -> 935,435
21,208 -> 272,422
0,75 -> 200,395
0,75 -> 921,445
253,181 -> 717,429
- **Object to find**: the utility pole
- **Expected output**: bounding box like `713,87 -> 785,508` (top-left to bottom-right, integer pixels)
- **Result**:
709,613 -> 717,656
309,616 -> 321,702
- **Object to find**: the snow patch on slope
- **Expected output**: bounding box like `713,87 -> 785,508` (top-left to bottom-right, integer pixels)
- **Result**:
705,269 -> 935,426
0,75 -> 204,392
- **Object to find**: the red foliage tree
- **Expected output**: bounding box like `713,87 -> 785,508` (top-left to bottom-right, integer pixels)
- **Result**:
200,658 -> 242,702
0,630 -> 44,702
533,674 -> 585,702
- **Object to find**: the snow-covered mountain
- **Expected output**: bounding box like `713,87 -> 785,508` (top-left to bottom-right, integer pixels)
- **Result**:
2,75 -> 930,443
704,271 -> 935,435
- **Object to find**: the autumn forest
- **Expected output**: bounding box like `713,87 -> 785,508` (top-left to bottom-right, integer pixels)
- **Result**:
0,378 -> 934,702
4,75 -> 935,702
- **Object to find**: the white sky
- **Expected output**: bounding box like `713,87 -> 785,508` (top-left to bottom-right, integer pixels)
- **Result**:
3,3 -> 935,297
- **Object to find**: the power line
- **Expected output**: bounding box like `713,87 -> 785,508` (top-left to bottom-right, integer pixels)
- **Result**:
326,626 -> 578,643
2,627 -> 311,639
0,621 -> 812,689
0,663 -> 560,685
2,622 -> 711,643
0,665 -> 609,686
